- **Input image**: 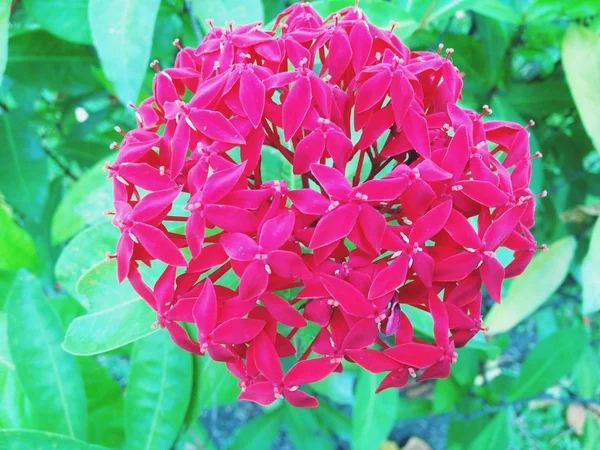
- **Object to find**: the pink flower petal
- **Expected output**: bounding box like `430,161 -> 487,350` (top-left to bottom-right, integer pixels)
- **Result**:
130,223 -> 186,266
240,70 -> 265,128
261,292 -> 307,328
220,233 -> 258,261
212,318 -> 265,344
283,76 -> 311,141
284,357 -> 336,386
188,109 -> 246,145
193,279 -> 218,338
321,274 -> 373,317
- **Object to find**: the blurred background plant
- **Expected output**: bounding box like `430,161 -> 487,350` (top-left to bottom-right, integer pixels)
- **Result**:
0,0 -> 599,449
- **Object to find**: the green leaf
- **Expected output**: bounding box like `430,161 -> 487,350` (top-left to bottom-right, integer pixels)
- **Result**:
314,401 -> 352,440
433,377 -> 461,413
397,397 -> 432,421
352,372 -> 399,450
527,0 -> 600,22
192,356 -> 240,408
6,271 -> 87,439
476,15 -> 509,88
89,0 -> 161,104
573,347 -> 600,400
23,0 -> 92,44
471,1 -> 521,24
508,328 -> 588,400
0,312 -> 29,429
584,411 -> 600,450
6,31 -> 99,94
55,222 -> 120,302
0,430 -> 110,450
79,357 -> 125,448
193,0 -> 265,30
450,348 -> 480,387
261,145 -> 301,190
468,409 -> 511,450
0,0 -> 8,86
229,410 -> 283,450
504,81 -> 574,118
0,109 -> 48,223
562,26 -> 600,153
285,407 -> 335,450
124,331 -> 193,450
582,217 -> 600,315
425,0 -> 477,26
62,260 -> 159,355
484,235 -> 577,335
51,157 -> 114,244
311,370 -> 355,406
0,203 -> 38,271
175,422 -> 217,450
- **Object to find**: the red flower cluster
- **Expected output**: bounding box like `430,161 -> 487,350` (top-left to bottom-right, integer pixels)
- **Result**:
107,2 -> 544,407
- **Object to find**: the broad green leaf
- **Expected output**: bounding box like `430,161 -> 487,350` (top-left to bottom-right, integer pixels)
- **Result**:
193,0 -> 265,30
229,410 -> 283,450
23,0 -> 92,44
285,407 -> 335,450
175,422 -> 217,450
151,9 -> 183,66
0,0 -> 8,86
79,357 -> 125,448
433,378 -> 461,413
528,0 -> 600,22
484,235 -> 577,335
0,430 -> 109,450
504,81 -> 574,118
0,203 -> 38,271
6,272 -> 87,439
508,328 -> 588,400
314,401 -> 352,440
0,370 -> 29,428
450,348 -> 480,387
352,372 -> 399,450
425,0 -> 477,26
584,411 -> 600,450
573,347 -> 600,400
0,109 -> 48,223
62,261 -> 158,355
476,15 -> 509,88
562,26 -> 600,153
6,31 -> 99,94
76,259 -> 163,312
124,331 -> 193,450
397,397 -> 432,421
51,157 -> 114,244
0,312 -> 29,429
55,222 -> 120,302
582,217 -> 600,315
0,271 -> 16,311
468,409 -> 511,450
448,412 -> 497,450
192,356 -> 240,409
311,370 -> 355,406
471,1 -> 521,24
89,0 -> 161,104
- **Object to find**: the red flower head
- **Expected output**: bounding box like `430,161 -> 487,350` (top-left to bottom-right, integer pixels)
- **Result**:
107,1 -> 544,407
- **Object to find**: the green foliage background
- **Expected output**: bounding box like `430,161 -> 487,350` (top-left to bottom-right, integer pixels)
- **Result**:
1,0 -> 600,449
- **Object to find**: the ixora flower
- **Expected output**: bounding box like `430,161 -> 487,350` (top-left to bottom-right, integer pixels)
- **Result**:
106,1 -> 546,407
